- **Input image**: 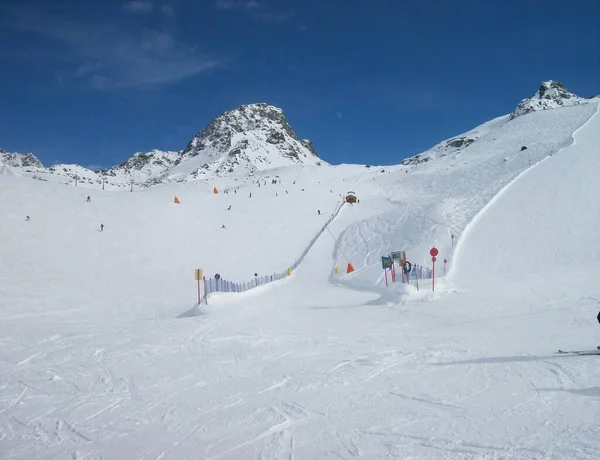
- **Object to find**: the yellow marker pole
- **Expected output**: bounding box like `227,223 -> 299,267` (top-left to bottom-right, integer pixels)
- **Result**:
194,269 -> 203,304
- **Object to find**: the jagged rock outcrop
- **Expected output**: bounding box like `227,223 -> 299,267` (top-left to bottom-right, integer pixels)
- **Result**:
510,81 -> 588,120
0,150 -> 43,169
154,103 -> 326,183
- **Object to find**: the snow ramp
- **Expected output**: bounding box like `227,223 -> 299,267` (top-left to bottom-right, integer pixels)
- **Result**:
450,102 -> 600,290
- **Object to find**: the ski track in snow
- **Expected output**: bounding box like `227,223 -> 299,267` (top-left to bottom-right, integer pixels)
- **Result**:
1,103 -> 600,458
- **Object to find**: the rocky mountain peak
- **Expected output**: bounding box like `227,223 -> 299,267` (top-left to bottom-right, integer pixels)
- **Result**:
0,149 -> 44,168
510,80 -> 587,119
160,102 -> 324,183
183,103 -> 304,156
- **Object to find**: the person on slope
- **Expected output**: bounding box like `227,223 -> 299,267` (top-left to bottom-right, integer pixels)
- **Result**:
25,216 -> 30,221
597,310 -> 600,350
86,196 -> 91,202
100,223 -> 104,232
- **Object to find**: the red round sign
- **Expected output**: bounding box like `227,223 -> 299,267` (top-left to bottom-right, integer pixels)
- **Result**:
432,256 -> 437,262
430,247 -> 439,257
443,259 -> 447,263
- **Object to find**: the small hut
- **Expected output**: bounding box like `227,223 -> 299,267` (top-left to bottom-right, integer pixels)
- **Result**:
345,191 -> 357,204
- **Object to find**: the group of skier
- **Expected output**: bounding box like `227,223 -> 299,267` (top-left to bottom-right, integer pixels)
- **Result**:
26,195 -> 103,231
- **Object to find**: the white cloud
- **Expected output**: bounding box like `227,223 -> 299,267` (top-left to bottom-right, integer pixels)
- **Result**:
123,1 -> 154,14
4,9 -> 219,90
214,0 -> 260,10
253,10 -> 295,24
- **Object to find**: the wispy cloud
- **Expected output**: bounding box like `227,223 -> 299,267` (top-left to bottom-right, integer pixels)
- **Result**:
214,0 -> 296,26
253,11 -> 295,24
3,6 -> 219,90
123,1 -> 154,14
214,0 -> 260,10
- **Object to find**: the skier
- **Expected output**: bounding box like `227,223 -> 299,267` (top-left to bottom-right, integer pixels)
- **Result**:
598,311 -> 600,349
317,209 -> 321,215
249,192 -> 252,198
25,216 -> 30,221
86,196 -> 91,202
100,223 -> 104,232
221,224 -> 226,229
227,205 -> 231,211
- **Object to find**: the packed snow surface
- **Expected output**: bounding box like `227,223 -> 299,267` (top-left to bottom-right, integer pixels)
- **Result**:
1,102 -> 600,459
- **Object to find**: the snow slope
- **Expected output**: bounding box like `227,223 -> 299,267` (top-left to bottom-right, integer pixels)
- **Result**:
1,102 -> 600,459
333,103 -> 598,289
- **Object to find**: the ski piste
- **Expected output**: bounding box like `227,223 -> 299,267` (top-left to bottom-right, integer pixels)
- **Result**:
557,349 -> 600,355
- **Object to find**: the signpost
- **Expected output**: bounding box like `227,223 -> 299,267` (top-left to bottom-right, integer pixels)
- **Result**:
381,256 -> 393,287
430,247 -> 438,291
443,259 -> 448,276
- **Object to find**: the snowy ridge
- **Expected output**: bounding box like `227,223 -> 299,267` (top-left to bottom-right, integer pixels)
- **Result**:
0,149 -> 43,168
1,103 -> 325,189
105,149 -> 182,183
401,114 -> 508,165
401,81 -> 589,167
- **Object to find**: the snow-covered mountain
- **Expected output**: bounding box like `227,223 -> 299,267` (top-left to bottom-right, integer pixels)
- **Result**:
152,103 -> 325,184
1,83 -> 592,187
104,149 -> 182,183
1,103 -> 325,188
402,80 -> 590,166
0,149 -> 43,169
401,116 -> 503,166
510,80 -> 588,119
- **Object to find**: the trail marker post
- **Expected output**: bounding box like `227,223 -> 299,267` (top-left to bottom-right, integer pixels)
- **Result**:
415,264 -> 420,291
443,259 -> 448,276
430,247 -> 439,291
381,256 -> 393,288
391,251 -> 402,284
194,269 -> 203,304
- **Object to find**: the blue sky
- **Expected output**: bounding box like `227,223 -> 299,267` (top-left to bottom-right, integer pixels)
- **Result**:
0,0 -> 598,168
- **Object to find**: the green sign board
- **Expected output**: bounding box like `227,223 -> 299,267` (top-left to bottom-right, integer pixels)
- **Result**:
390,251 -> 402,260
